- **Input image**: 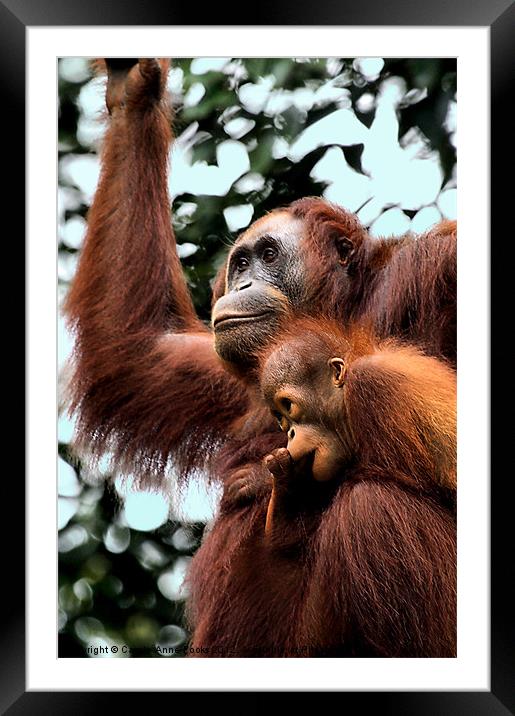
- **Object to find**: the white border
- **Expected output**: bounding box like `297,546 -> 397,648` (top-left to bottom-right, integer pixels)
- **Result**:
28,27 -> 489,691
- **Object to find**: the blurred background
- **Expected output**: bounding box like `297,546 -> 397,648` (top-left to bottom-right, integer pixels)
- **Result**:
58,57 -> 457,657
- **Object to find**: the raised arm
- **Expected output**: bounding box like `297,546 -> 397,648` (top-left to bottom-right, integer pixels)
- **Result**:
65,59 -> 200,337
63,59 -> 246,484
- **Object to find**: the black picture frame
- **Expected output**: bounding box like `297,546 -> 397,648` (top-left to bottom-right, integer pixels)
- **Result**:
8,0 -> 511,712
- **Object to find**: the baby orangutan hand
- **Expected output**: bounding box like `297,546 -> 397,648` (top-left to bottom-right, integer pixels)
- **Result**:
263,447 -> 297,488
262,447 -> 337,544
221,462 -> 273,512
263,447 -> 311,538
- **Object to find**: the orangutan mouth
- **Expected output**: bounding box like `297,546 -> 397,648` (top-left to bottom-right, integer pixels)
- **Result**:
213,311 -> 273,329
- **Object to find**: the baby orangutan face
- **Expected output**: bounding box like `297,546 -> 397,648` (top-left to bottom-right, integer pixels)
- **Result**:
261,341 -> 355,482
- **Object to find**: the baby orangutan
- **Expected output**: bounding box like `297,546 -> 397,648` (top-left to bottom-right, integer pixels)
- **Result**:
260,318 -> 457,538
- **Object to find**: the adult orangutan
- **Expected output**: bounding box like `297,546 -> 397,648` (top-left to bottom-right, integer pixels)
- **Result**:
64,59 -> 457,656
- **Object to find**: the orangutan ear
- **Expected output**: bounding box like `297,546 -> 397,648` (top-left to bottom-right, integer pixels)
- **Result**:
335,236 -> 355,266
328,358 -> 346,387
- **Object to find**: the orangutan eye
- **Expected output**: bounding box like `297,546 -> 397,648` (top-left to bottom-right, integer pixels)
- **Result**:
262,246 -> 278,264
235,256 -> 250,272
281,398 -> 292,412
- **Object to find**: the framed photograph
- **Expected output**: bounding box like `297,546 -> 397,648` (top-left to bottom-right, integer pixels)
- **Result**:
9,0 -> 510,710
